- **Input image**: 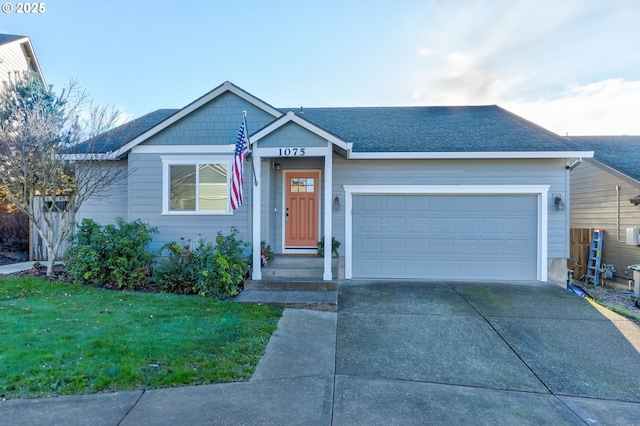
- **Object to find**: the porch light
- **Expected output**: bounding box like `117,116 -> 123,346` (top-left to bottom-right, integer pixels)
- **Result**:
630,195 -> 640,205
273,161 -> 281,170
333,195 -> 340,211
553,194 -> 565,211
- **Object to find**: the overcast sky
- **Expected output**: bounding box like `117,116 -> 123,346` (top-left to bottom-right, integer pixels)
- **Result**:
2,0 -> 639,135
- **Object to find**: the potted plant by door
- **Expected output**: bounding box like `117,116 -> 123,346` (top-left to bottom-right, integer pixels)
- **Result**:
317,237 -> 340,258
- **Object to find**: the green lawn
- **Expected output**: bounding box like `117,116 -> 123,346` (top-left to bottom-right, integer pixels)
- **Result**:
0,277 -> 283,399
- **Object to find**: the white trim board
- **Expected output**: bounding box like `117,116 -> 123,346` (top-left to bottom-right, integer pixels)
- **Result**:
348,151 -> 594,160
342,184 -> 549,281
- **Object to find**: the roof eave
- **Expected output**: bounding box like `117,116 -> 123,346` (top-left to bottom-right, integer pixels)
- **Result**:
347,151 -> 595,160
57,153 -> 120,161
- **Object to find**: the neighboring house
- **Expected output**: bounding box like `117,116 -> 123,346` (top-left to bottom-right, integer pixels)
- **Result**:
0,33 -> 46,89
72,81 -> 593,284
0,33 -> 47,259
567,136 -> 640,286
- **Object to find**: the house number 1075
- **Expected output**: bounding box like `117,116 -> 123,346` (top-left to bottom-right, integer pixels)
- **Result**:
278,148 -> 306,157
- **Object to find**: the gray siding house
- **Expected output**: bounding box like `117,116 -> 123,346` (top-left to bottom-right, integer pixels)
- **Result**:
567,136 -> 640,286
0,33 -> 46,89
74,81 -> 593,284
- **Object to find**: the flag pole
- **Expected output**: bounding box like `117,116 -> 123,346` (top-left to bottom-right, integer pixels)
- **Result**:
243,111 -> 258,186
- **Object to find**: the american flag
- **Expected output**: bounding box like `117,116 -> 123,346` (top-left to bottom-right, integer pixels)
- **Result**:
230,116 -> 250,211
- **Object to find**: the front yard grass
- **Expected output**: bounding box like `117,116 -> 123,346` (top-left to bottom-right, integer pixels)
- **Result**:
0,277 -> 283,399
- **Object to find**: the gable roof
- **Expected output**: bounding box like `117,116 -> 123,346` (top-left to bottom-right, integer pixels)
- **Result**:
109,81 -> 282,158
566,136 -> 640,182
73,81 -> 593,160
251,110 -> 350,151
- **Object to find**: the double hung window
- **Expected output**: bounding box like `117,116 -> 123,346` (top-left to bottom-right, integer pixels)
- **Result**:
162,157 -> 231,214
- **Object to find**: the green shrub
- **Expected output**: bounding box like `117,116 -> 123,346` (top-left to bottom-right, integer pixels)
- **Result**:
66,218 -> 157,289
154,227 -> 250,299
154,239 -> 202,295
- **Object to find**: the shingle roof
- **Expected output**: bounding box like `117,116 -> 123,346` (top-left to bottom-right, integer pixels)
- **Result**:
293,105 -> 570,152
566,136 -> 640,182
78,103 -> 580,156
71,109 -> 178,154
0,34 -> 26,46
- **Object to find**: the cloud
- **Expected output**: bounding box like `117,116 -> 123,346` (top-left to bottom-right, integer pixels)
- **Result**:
405,1 -> 640,135
504,79 -> 640,136
411,49 -> 526,105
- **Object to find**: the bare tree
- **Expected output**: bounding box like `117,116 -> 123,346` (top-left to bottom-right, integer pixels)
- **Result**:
0,72 -> 126,275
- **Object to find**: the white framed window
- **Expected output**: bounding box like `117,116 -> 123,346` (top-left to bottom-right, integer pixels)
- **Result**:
161,156 -> 232,215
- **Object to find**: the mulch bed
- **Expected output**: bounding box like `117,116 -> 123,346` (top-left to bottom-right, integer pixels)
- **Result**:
1,259 -> 162,293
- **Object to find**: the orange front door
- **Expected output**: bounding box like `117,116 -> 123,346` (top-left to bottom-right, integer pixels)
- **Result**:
285,171 -> 320,248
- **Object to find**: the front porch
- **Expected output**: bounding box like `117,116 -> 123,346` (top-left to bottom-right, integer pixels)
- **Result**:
249,111 -> 347,282
238,255 -> 339,311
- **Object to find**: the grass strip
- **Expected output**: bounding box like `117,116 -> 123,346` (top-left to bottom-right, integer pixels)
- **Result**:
0,277 -> 282,399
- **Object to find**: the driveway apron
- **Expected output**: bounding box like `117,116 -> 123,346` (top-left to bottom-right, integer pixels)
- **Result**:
334,280 -> 640,425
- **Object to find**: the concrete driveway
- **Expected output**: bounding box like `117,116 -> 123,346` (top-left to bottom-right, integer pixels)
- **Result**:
334,280 -> 640,424
3,280 -> 640,425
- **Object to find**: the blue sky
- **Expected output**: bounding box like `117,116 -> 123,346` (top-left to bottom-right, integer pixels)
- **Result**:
2,0 -> 639,135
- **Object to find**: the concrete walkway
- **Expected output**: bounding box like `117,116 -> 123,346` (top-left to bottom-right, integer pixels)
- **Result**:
0,261 -> 61,275
2,280 -> 640,425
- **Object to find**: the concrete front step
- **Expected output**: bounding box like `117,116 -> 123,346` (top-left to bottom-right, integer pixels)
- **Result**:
266,255 -> 338,268
234,289 -> 338,312
245,279 -> 338,291
262,267 -> 338,280
261,255 -> 339,280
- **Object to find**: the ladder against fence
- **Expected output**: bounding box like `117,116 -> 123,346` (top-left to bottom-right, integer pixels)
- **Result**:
585,229 -> 604,286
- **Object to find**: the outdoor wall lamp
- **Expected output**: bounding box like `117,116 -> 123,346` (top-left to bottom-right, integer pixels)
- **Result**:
273,161 -> 281,170
553,194 -> 565,211
630,195 -> 640,205
333,195 -> 340,211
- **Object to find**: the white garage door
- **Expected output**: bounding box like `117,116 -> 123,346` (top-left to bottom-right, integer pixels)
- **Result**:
351,194 -> 538,280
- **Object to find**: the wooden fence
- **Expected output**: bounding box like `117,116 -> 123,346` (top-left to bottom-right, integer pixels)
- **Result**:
31,196 -> 73,261
569,228 -> 593,280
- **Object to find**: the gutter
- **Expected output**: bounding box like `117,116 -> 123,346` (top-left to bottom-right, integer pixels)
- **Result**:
347,151 -> 594,160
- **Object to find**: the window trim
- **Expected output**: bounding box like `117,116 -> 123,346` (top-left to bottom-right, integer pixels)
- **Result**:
161,155 -> 233,215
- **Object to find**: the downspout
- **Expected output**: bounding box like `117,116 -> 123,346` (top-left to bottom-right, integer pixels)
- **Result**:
616,185 -> 626,243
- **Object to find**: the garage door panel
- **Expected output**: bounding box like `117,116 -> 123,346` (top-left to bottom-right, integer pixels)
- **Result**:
407,239 -> 430,255
431,259 -> 454,275
358,216 -> 382,232
386,239 -> 406,255
505,217 -> 535,233
481,218 -> 503,233
384,217 -> 407,233
385,196 -> 406,211
409,196 -> 430,210
359,259 -> 382,275
432,218 -> 454,233
359,238 -> 382,254
384,259 -> 407,275
413,217 -> 431,233
352,194 -> 538,280
482,239 -> 504,255
504,239 -> 530,254
457,217 -> 479,232
432,197 -> 454,211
